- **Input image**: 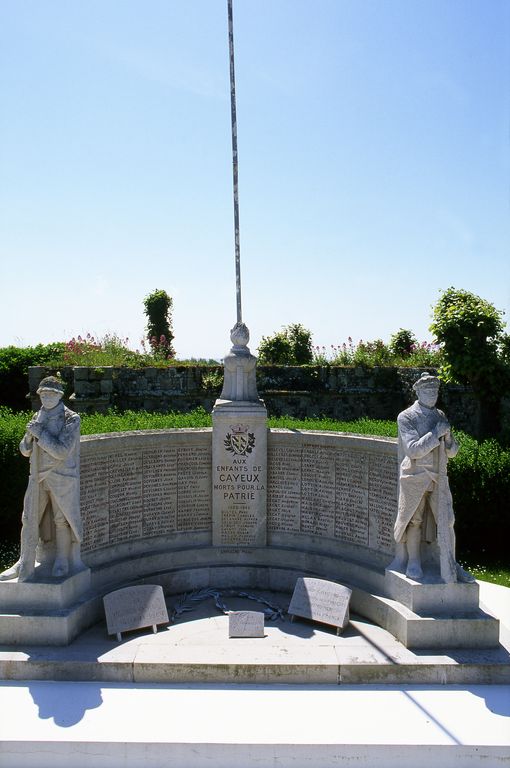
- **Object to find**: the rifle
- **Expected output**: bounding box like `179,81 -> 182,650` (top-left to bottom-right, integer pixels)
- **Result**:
436,437 -> 457,583
18,432 -> 40,580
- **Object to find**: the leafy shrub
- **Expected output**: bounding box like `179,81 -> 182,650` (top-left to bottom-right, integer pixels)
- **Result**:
60,333 -> 141,366
258,324 -> 313,365
0,407 -> 31,536
430,288 -> 509,436
448,433 -> 510,561
143,289 -> 175,359
0,343 -> 66,410
390,329 -> 417,358
313,337 -> 441,368
201,370 -> 224,392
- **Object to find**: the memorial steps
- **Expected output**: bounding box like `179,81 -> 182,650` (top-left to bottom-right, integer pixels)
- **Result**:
0,581 -> 508,687
0,542 -> 500,651
0,582 -> 509,767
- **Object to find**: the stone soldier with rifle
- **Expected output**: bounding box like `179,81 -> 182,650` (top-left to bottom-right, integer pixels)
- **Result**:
388,372 -> 474,583
0,376 -> 83,582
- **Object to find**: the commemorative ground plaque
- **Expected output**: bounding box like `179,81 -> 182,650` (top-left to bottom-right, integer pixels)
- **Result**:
228,610 -> 265,638
288,577 -> 352,635
103,584 -> 169,642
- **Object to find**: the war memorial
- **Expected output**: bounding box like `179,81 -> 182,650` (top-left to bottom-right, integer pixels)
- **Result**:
0,3 -> 508,766
0,315 -> 509,765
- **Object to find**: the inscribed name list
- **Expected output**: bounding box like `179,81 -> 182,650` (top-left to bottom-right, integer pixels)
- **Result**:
267,440 -> 397,556
81,443 -> 212,553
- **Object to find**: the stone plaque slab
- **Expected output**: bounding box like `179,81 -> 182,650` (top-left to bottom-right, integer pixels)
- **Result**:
288,577 -> 351,634
103,584 -> 169,641
228,610 -> 265,638
212,401 -> 268,546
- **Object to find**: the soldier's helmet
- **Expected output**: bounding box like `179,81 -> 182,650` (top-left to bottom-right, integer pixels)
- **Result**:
412,372 -> 439,392
36,376 -> 64,396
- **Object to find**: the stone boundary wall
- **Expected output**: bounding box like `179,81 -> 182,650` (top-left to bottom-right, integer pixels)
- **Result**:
79,428 -> 399,574
28,365 -> 485,434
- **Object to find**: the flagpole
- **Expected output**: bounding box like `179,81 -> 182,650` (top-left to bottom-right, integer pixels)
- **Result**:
227,0 -> 242,325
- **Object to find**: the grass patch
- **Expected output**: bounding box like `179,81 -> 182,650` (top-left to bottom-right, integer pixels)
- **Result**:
0,540 -> 19,572
268,415 -> 397,437
461,562 -> 510,589
81,407 -> 213,434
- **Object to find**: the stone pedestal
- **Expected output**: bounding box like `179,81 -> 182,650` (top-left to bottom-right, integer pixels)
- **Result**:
0,568 -> 96,645
212,399 -> 267,547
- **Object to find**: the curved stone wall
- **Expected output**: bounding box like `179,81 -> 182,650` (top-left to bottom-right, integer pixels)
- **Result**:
80,428 -> 398,578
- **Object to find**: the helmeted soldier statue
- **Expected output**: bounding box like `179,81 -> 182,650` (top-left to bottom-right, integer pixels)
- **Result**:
388,372 -> 474,583
0,376 -> 83,582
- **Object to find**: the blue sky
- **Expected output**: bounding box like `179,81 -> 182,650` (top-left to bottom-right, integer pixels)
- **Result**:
1,0 -> 509,359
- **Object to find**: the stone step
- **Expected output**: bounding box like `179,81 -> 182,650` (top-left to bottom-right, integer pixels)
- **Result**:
0,681 -> 508,767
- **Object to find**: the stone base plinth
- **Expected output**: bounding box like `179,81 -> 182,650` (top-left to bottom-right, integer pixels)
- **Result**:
384,569 -> 481,615
0,568 -> 97,646
0,567 -> 91,613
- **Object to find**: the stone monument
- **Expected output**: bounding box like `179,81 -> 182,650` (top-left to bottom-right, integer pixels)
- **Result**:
0,376 -> 84,582
212,322 -> 267,546
388,372 -> 474,584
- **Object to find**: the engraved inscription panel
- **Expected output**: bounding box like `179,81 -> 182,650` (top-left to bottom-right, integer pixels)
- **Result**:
212,409 -> 268,547
266,438 -> 398,556
228,611 -> 265,638
104,584 -> 169,637
142,448 -> 177,536
301,444 -> 335,537
268,444 -> 301,532
368,453 -> 398,554
335,449 -> 369,546
288,577 -> 351,630
220,507 -> 259,546
177,445 -> 211,531
108,450 -> 143,544
81,455 -> 109,551
81,438 -> 213,553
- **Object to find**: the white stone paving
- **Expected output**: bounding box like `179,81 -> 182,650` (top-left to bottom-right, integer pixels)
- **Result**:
0,682 -> 508,767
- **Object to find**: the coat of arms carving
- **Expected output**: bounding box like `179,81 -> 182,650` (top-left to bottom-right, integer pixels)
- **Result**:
224,424 -> 256,456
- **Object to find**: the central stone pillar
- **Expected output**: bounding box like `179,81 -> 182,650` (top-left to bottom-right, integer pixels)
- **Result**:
212,323 -> 267,547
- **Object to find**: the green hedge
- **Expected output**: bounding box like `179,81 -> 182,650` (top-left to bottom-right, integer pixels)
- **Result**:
0,409 -> 507,560
0,344 -> 66,410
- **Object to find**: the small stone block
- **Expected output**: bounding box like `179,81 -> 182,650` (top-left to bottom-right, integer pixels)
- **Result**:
228,610 -> 265,638
288,577 -> 351,632
103,584 -> 169,640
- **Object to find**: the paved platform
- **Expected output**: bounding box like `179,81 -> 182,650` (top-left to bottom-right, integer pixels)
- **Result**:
0,582 -> 509,685
0,582 -> 508,767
